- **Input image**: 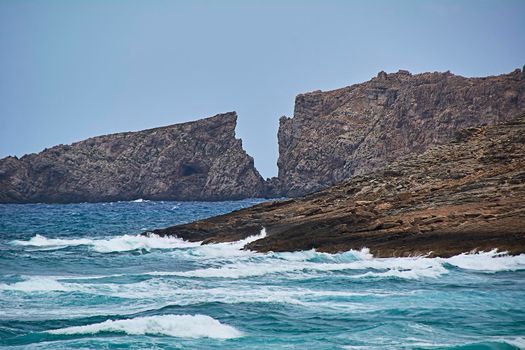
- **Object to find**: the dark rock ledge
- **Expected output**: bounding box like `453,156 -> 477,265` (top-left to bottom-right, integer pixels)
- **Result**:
148,114 -> 525,257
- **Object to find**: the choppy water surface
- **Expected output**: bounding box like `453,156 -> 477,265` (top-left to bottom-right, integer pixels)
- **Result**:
1,200 -> 524,349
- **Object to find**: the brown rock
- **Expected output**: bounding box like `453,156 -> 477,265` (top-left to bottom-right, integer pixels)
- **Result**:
273,68 -> 525,197
0,112 -> 266,203
149,114 -> 525,257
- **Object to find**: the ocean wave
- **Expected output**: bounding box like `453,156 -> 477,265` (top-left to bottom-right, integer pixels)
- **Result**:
46,314 -> 243,339
151,245 -> 448,279
11,233 -> 200,253
11,235 -> 92,250
158,246 -> 525,280
0,274 -> 410,318
131,198 -> 149,203
181,228 -> 267,260
343,337 -> 525,350
444,249 -> 525,272
160,250 -> 448,279
8,229 -> 267,255
0,276 -> 71,292
10,230 -> 525,278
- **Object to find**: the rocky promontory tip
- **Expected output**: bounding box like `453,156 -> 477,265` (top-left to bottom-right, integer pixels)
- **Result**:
149,114 -> 525,258
0,112 -> 266,203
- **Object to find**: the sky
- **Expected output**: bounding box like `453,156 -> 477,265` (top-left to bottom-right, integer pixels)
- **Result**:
0,1 -> 524,178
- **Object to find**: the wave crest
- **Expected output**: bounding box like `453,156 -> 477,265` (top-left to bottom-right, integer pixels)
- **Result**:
0,276 -> 70,292
445,249 -> 525,272
11,233 -> 200,253
47,314 -> 243,339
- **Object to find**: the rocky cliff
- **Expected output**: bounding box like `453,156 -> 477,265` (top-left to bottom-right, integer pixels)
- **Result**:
0,112 -> 266,203
273,67 -> 525,197
149,114 -> 525,257
3,68 -> 525,204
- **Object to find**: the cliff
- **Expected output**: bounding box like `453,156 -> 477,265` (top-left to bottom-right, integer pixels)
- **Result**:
0,112 -> 266,203
149,114 -> 525,257
272,67 -> 525,197
3,68 -> 525,204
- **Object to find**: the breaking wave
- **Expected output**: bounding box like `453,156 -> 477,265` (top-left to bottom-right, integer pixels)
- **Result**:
0,276 -> 71,292
155,241 -> 525,280
181,228 -> 267,259
0,274 -> 405,306
164,251 -> 449,279
11,233 -> 200,253
131,198 -> 149,203
9,229 -> 525,281
9,228 -> 267,255
47,314 -> 243,339
444,249 -> 525,272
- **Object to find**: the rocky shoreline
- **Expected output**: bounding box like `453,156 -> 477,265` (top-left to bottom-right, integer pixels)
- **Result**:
149,115 -> 525,257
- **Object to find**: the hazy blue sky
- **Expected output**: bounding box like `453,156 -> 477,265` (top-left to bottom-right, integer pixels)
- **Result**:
1,0 -> 524,178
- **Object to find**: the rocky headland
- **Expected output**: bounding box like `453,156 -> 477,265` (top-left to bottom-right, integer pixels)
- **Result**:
0,112 -> 265,203
2,67 -> 524,206
270,68 -> 525,197
149,114 -> 525,257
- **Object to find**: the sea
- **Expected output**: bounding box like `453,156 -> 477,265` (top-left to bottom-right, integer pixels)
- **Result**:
1,199 -> 524,349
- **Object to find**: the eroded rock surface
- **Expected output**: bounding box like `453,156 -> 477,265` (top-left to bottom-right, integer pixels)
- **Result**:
0,112 -> 265,203
272,68 -> 525,196
150,114 -> 525,257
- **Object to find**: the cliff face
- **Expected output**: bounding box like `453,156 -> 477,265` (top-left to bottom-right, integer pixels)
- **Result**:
3,68 -> 525,204
0,112 -> 266,203
150,114 -> 525,257
274,68 -> 525,197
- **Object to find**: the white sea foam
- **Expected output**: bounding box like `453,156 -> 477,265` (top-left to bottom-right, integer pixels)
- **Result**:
164,236 -> 524,279
0,275 -> 403,319
0,276 -> 71,292
12,235 -> 92,249
503,337 -> 525,349
91,282 -> 393,305
10,230 -> 525,279
11,233 -> 200,253
444,249 -> 525,272
158,243 -> 525,280
90,234 -> 200,253
162,251 -> 448,280
0,272 -> 408,313
132,198 -> 149,203
10,229 -> 266,255
182,228 -> 267,260
47,314 -> 243,339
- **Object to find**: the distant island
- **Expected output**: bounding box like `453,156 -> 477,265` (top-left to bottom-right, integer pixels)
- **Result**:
0,112 -> 266,203
1,67 -> 524,204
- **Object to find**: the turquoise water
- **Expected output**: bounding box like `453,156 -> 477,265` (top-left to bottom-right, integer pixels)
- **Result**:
1,200 -> 524,349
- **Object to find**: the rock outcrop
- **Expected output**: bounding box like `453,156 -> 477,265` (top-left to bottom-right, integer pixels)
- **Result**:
272,68 -> 525,197
0,112 -> 266,203
149,114 -> 525,257
3,68 -> 525,204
